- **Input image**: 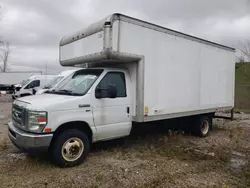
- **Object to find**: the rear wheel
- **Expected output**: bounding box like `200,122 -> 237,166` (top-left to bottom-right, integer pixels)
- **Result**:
50,129 -> 90,167
193,115 -> 212,137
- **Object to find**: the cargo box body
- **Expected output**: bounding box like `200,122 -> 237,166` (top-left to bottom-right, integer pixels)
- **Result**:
60,14 -> 235,122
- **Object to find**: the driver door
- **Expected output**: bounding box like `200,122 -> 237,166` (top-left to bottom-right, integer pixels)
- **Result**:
92,71 -> 132,141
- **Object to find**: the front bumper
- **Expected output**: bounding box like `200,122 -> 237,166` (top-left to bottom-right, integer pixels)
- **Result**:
8,122 -> 53,152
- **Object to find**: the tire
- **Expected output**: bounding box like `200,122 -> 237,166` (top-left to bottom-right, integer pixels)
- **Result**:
50,129 -> 90,168
193,116 -> 212,137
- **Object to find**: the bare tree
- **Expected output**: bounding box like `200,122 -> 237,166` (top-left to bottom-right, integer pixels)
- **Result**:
0,6 -> 10,72
237,40 -> 250,62
236,54 -> 246,63
0,41 -> 10,72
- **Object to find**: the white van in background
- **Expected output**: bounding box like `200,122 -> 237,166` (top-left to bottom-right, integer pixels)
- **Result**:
12,75 -> 55,98
36,70 -> 77,95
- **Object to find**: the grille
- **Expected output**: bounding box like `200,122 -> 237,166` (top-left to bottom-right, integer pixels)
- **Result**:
12,104 -> 28,130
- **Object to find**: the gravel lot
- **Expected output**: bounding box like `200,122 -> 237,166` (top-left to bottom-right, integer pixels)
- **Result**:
0,95 -> 250,188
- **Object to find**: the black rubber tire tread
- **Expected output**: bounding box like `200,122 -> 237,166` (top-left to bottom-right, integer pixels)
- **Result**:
194,116 -> 212,137
50,129 -> 90,168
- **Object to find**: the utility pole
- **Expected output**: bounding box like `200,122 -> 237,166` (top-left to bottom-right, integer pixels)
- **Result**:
45,61 -> 47,75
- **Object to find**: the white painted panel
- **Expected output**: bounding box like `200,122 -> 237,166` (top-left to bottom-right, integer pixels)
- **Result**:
60,31 -> 104,62
106,63 -> 137,116
199,46 -> 235,108
112,20 -> 119,51
118,21 -> 235,116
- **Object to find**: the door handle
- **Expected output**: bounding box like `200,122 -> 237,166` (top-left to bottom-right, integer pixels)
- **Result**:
79,104 -> 90,108
127,107 -> 130,114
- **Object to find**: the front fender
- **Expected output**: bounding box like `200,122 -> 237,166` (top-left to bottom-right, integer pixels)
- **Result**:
47,109 -> 96,134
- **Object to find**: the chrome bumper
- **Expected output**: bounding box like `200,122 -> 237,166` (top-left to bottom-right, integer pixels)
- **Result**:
8,122 -> 53,151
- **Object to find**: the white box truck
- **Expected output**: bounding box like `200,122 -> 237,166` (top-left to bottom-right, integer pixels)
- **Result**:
8,14 -> 235,167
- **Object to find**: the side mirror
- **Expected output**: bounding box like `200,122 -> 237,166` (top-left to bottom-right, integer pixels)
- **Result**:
95,85 -> 117,99
107,85 -> 117,98
95,87 -> 102,99
32,88 -> 37,95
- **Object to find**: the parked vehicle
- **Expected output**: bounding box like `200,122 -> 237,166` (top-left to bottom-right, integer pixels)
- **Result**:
0,84 -> 14,94
12,75 -> 55,98
8,13 -> 235,167
36,70 -> 78,95
0,71 -> 42,93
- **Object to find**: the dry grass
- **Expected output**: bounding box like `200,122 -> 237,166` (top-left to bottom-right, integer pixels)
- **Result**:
0,138 -> 8,151
0,102 -> 250,187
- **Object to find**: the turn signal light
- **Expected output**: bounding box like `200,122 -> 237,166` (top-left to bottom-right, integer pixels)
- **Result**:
44,128 -> 52,132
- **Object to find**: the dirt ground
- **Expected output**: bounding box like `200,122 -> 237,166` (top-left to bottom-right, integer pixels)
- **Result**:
0,96 -> 250,188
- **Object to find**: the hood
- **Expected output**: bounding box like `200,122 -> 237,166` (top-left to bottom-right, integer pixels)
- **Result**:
14,84 -> 22,87
15,94 -> 88,111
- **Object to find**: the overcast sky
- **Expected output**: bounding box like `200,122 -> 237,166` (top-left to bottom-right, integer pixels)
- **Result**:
1,0 -> 250,73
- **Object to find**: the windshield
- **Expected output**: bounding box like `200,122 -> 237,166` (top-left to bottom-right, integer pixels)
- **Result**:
20,79 -> 30,86
44,76 -> 63,89
51,69 -> 103,96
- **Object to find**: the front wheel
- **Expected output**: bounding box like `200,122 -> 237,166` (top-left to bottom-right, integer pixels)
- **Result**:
50,129 -> 90,167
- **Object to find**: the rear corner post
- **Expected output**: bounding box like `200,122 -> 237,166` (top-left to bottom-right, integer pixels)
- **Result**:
136,56 -> 145,122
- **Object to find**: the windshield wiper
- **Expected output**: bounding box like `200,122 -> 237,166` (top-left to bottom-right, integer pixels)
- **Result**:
58,89 -> 73,93
46,89 -> 81,96
57,89 -> 82,96
45,89 -> 55,93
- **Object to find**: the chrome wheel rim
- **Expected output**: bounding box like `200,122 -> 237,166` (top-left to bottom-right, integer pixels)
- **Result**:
61,137 -> 84,162
201,120 -> 209,135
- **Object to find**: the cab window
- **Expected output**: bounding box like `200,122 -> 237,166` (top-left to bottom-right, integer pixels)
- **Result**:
96,72 -> 126,98
25,80 -> 40,89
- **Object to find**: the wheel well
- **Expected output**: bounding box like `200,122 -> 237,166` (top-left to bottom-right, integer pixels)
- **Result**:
53,121 -> 93,142
191,113 -> 214,120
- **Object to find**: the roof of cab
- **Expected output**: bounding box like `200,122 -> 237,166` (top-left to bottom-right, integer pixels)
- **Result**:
29,75 -> 55,80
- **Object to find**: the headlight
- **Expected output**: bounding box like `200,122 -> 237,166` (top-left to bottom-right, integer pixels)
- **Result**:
28,111 -> 47,132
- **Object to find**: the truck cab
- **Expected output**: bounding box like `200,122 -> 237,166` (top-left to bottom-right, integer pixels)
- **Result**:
9,68 -> 132,167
